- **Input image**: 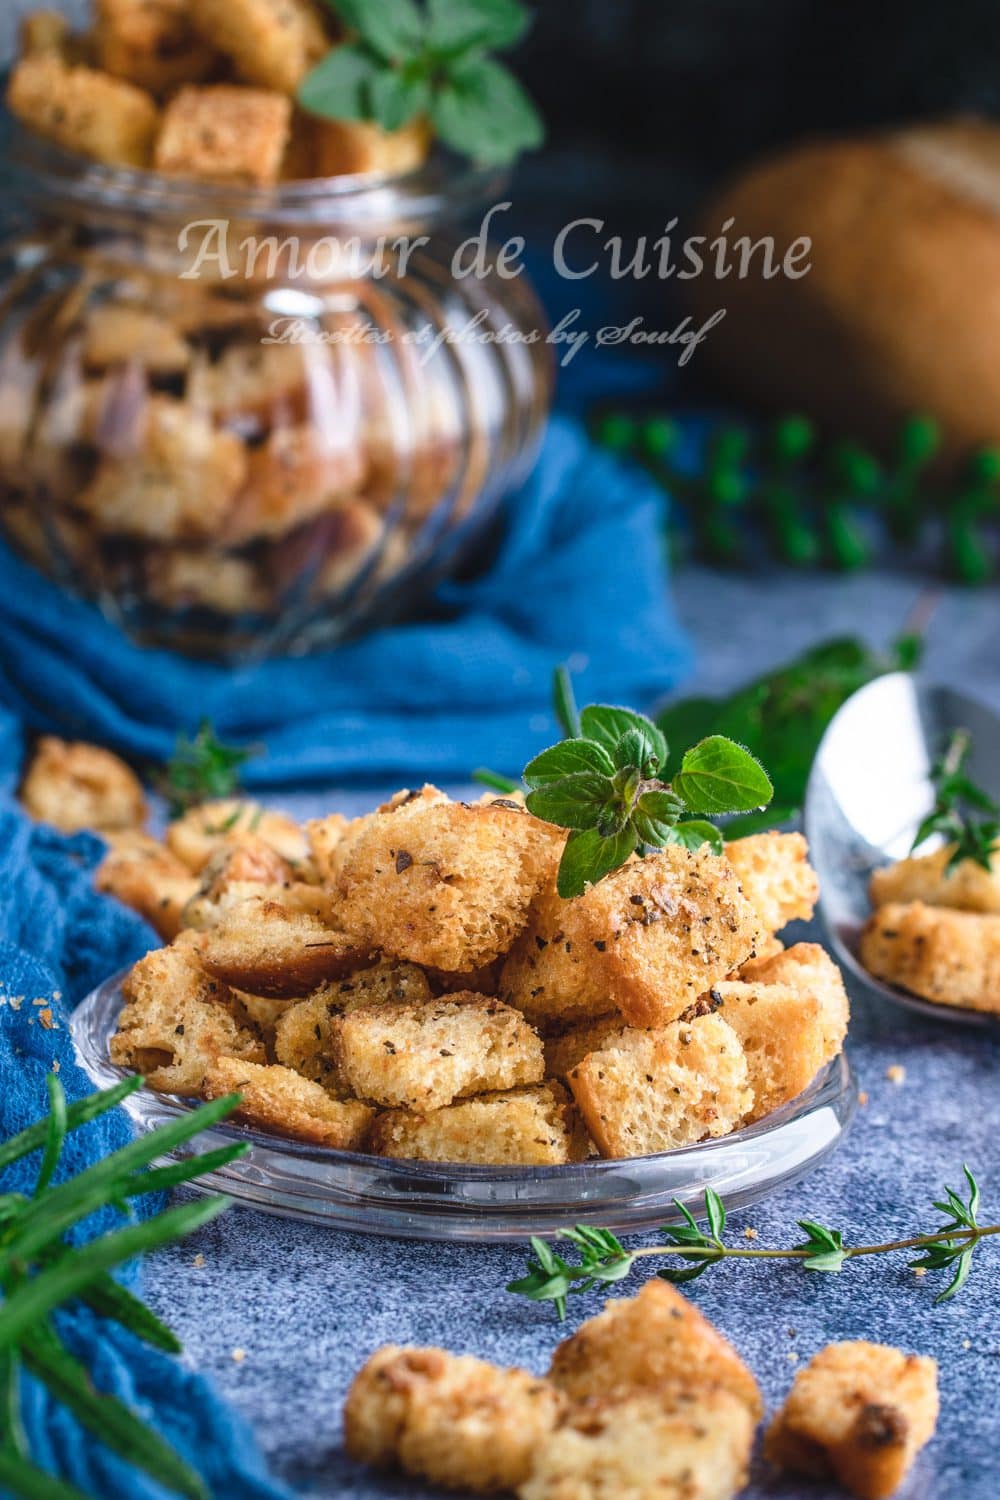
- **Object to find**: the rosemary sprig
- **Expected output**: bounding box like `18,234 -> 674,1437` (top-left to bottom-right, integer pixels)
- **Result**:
0,1074 -> 246,1499
912,729 -> 999,873
161,721 -> 255,820
508,1170 -> 995,1320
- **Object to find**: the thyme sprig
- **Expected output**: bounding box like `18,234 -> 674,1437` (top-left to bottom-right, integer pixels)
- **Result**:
508,1170 -> 996,1320
161,721 -> 256,821
912,729 -> 999,873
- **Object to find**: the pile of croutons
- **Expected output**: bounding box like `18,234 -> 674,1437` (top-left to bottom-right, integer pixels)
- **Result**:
17,727 -> 853,1163
861,845 -> 1000,1015
8,2 -> 429,182
345,1281 -> 939,1500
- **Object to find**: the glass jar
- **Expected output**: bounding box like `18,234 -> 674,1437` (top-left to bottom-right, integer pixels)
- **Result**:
0,115 -> 552,656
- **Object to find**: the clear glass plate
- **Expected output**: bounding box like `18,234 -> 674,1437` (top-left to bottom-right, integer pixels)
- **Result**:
71,972 -> 858,1242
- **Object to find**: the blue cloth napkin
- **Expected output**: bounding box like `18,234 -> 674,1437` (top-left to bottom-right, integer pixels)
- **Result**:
0,416 -> 692,787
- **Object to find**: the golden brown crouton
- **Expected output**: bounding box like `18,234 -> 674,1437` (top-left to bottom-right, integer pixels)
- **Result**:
309,116 -> 431,177
503,847 -> 761,1032
111,936 -> 264,1094
154,84 -> 292,186
371,1083 -> 587,1166
20,10 -> 73,57
307,788 -> 448,886
336,799 -> 564,971
97,831 -> 199,940
520,1384 -> 755,1500
860,901 -> 1000,1014
179,836 -> 297,931
196,894 -> 369,997
548,1277 -> 763,1422
186,341 -> 312,427
870,843 -> 1000,914
165,799 -> 310,874
95,0 -> 219,94
542,1016 -> 624,1080
344,1345 -> 566,1493
190,0 -> 329,94
225,425 -> 367,544
567,1013 -> 751,1158
21,736 -> 147,834
202,1057 -> 373,1148
765,1340 -> 939,1500
82,305 -> 191,375
273,961 -> 432,1090
332,994 -> 544,1110
710,942 -> 850,1122
7,55 -> 160,168
724,831 -> 818,933
145,548 -> 270,616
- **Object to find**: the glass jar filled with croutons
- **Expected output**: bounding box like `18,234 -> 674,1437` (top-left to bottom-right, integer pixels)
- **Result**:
0,3 -> 552,655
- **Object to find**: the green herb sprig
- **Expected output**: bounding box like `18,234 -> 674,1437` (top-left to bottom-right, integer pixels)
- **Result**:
508,1170 -> 997,1320
0,1075 -> 245,1499
300,0 -> 544,167
161,721 -> 255,821
912,729 -> 1000,873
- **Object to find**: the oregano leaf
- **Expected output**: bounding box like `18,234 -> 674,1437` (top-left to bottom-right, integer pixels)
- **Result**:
672,736 -> 774,815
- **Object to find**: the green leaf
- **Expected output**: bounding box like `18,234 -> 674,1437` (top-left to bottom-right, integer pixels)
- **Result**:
664,820 -> 724,855
427,0 -> 530,54
672,737 -> 773,815
963,1165 -> 981,1222
556,827 -> 637,898
431,56 -> 544,165
657,1260 -> 715,1285
298,40 -> 384,121
704,1187 -> 726,1243
525,774 -> 617,831
935,1247 -> 975,1304
613,727 -> 658,773
630,791 -> 683,848
75,1274 -> 181,1355
802,1248 -> 847,1273
0,1449 -> 91,1500
472,767 -> 521,794
523,740 -> 615,787
580,706 -> 668,769
552,665 -> 581,740
369,68 -> 430,130
327,0 -> 425,61
34,1075 -> 67,1199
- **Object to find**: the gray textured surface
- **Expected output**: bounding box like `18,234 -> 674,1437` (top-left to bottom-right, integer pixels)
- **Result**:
142,570 -> 1000,1499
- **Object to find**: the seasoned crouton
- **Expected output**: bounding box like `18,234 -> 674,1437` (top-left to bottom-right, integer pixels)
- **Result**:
345,1345 -> 566,1492
95,0 -> 218,94
179,835 -> 296,929
273,961 -> 431,1090
765,1340 -> 939,1500
189,0 -> 329,95
502,847 -> 761,1031
225,424 -> 366,544
548,1277 -> 763,1422
197,894 -> 369,997
724,831 -> 818,933
202,1058 -> 373,1148
111,935 -> 264,1093
165,799 -> 309,873
710,942 -> 849,1122
230,989 -> 289,1039
332,993 -> 543,1110
7,55 -> 160,168
336,799 -> 564,971
186,341 -> 312,428
154,84 -> 292,186
520,1384 -> 755,1500
307,787 -> 447,886
97,830 -> 199,940
860,901 -> 1000,1013
21,736 -> 147,834
543,1016 -> 624,1080
870,843 -> 1000,914
567,1013 -> 751,1158
82,305 -> 191,375
371,1082 -> 587,1166
309,116 -> 431,178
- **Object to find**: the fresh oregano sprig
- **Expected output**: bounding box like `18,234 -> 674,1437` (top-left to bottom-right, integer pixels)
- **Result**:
912,728 -> 999,873
161,721 -> 256,821
508,1170 -> 996,1320
300,0 -> 544,167
0,1074 -> 246,1499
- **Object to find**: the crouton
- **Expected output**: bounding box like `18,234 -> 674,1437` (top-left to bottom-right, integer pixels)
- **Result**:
20,10 -> 73,57
336,799 -> 564,971
179,835 -> 297,929
306,787 -> 446,885
425,960 -> 502,997
82,305 -> 191,375
547,1277 -> 763,1422
520,1384 -> 755,1500
710,942 -> 849,1122
313,499 -> 390,597
21,736 -> 147,834
344,1346 -> 566,1492
332,993 -> 543,1110
543,1016 -> 624,1080
196,894 -> 369,997
765,1340 -> 939,1500
7,55 -> 160,168
189,0 -> 329,95
165,799 -> 309,873
78,397 -> 248,541
186,341 -> 311,427
273,961 -> 432,1090
231,989 -> 288,1042
502,846 -> 761,1032
724,831 -> 818,933
154,84 -> 292,186
111,936 -> 264,1093
95,0 -> 219,94
860,901 -> 1000,1014
145,548 -> 270,616
225,424 -> 367,544
309,116 -> 431,177
97,830 -> 199,940
870,842 -> 1000,914
567,1013 -> 752,1158
371,1083 -> 587,1166
202,1057 -> 373,1148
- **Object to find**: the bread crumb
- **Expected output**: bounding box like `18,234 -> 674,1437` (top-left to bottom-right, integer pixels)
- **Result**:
787,1351 -> 799,1363
38,1008 -> 56,1029
913,1266 -> 926,1277
193,1253 -> 206,1268
743,1227 -> 758,1240
231,1348 -> 247,1363
961,1338 -> 971,1350
858,1090 -> 869,1106
886,1064 -> 906,1084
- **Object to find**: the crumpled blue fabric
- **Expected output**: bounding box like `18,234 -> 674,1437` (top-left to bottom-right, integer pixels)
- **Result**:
0,416 -> 692,787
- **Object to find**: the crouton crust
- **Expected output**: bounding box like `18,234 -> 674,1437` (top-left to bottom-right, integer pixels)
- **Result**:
21,736 -> 147,834
7,54 -> 160,168
196,894 -> 370,997
764,1340 -> 938,1500
344,1345 -> 566,1492
860,901 -> 1000,1013
548,1278 -> 763,1423
370,1083 -> 588,1166
332,993 -> 544,1110
165,799 -> 310,873
567,1014 -> 752,1157
202,1057 -> 373,1148
870,843 -> 1000,914
520,1384 -> 755,1500
97,830 -> 199,940
154,84 -> 292,186
273,961 -> 431,1092
189,0 -> 329,94
724,831 -> 818,933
